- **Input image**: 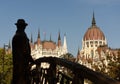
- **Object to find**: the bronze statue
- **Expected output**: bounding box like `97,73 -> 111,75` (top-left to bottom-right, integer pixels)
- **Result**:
12,19 -> 34,84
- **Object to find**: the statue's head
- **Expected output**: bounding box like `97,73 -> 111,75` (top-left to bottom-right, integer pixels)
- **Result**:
15,19 -> 28,26
15,19 -> 28,30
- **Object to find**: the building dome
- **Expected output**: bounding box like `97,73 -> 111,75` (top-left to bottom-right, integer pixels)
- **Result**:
42,41 -> 56,50
83,25 -> 105,41
83,13 -> 105,41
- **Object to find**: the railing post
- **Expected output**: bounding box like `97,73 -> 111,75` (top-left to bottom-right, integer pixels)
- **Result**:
72,66 -> 84,84
36,64 -> 41,84
47,59 -> 57,84
34,57 -> 120,84
72,73 -> 84,84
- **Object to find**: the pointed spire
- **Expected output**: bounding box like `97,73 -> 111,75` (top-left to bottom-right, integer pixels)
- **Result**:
31,33 -> 33,43
8,40 -> 11,49
37,28 -> 41,45
77,47 -> 80,55
76,46 -> 81,61
58,31 -> 61,40
92,12 -> 96,26
50,33 -> 52,41
30,33 -> 34,50
63,33 -> 68,54
38,28 -> 40,39
57,31 -> 61,47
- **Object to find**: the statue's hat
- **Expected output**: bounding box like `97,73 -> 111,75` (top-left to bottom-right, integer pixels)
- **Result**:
15,19 -> 28,26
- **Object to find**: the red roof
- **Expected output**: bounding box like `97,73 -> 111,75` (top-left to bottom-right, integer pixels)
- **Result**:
83,25 -> 105,41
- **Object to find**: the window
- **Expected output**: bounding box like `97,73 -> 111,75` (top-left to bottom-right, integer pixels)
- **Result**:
87,45 -> 89,48
91,45 -> 93,47
95,41 -> 98,44
86,42 -> 89,48
90,41 -> 93,44
99,41 -> 102,44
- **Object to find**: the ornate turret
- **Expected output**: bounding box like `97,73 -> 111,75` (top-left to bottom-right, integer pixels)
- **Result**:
38,29 -> 40,39
30,33 -> 34,50
37,29 -> 41,45
63,33 -> 68,54
77,47 -> 80,56
30,29 -> 68,60
5,40 -> 12,54
30,33 -> 33,43
76,47 -> 81,62
8,40 -> 11,49
57,31 -> 61,47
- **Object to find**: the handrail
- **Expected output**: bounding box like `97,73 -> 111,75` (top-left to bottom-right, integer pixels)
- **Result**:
31,57 -> 120,84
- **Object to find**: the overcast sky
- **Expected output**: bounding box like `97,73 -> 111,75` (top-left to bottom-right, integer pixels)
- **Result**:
0,0 -> 120,56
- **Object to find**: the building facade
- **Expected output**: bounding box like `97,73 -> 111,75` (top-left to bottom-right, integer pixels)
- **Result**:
30,30 -> 68,60
76,13 -> 108,68
76,13 -> 120,75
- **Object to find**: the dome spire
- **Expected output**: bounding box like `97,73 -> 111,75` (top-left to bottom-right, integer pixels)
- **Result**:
92,12 -> 96,26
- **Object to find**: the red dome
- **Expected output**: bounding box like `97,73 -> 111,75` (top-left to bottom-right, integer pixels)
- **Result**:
83,25 -> 105,41
42,41 -> 56,50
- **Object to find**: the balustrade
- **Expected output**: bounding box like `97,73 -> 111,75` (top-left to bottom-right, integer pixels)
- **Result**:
30,57 -> 120,84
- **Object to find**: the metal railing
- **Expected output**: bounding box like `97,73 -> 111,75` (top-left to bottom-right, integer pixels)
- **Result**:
30,57 -> 120,84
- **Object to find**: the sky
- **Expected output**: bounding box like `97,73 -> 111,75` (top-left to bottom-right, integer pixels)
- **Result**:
0,0 -> 120,56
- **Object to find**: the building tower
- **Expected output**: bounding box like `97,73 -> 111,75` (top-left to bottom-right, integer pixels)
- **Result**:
30,29 -> 68,60
30,33 -> 34,50
78,13 -> 107,66
36,29 -> 41,45
63,33 -> 68,54
57,31 -> 61,47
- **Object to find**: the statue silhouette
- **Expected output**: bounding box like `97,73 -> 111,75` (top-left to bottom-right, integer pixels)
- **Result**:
12,19 -> 34,84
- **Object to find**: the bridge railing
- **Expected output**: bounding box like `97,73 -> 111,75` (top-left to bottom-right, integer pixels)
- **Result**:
30,57 -> 120,84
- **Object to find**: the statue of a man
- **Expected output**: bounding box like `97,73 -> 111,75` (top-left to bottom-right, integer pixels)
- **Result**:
12,19 -> 34,84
